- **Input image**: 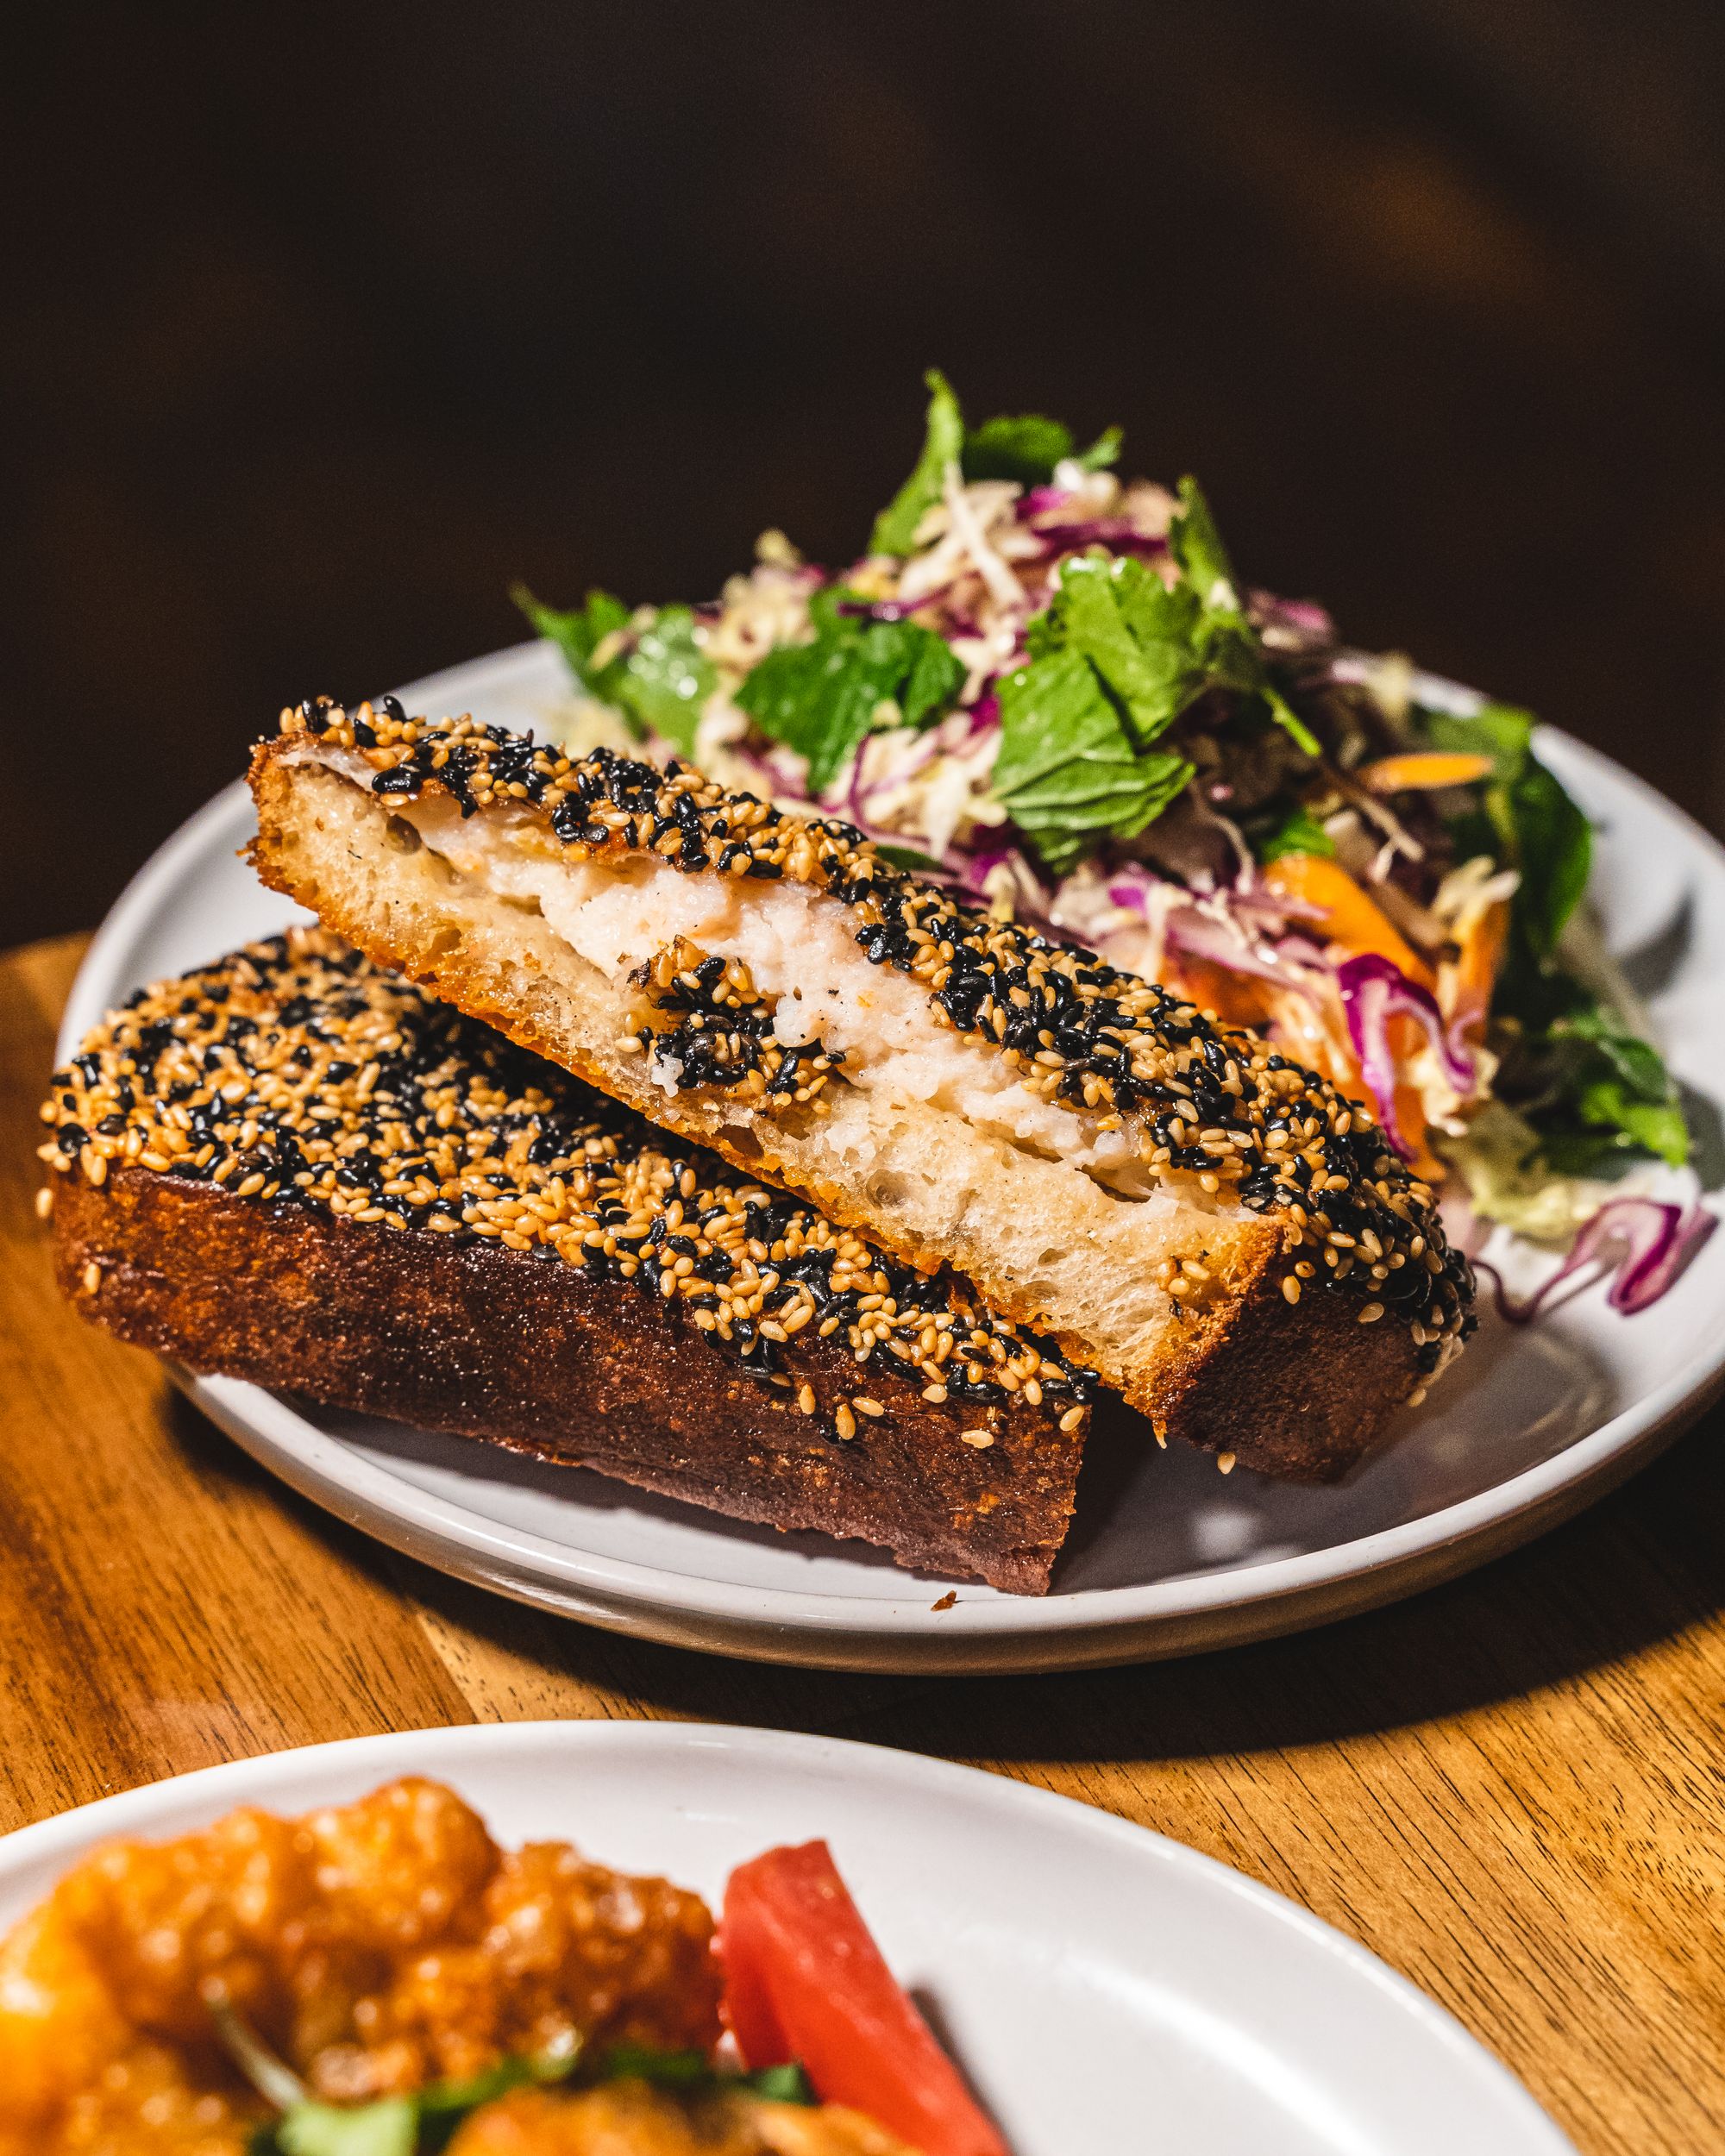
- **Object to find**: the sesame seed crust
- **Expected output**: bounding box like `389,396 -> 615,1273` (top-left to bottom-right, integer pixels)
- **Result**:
41,928 -> 1095,1437
276,697 -> 1474,1365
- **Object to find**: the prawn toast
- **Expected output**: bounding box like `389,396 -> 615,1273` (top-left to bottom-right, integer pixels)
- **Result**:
249,700 -> 1474,1477
43,931 -> 1094,1592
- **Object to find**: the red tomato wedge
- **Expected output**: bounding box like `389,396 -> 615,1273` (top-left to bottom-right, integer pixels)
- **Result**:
721,1840 -> 1009,2156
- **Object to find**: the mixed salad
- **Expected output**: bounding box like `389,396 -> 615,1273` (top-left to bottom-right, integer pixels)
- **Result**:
518,373 -> 1709,1308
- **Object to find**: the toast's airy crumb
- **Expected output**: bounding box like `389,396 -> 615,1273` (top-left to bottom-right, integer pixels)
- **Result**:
273,697 -> 1473,1369
40,928 -> 1095,1437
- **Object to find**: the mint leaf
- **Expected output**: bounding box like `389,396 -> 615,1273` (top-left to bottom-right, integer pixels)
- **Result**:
736,590 -> 962,793
1166,475 -> 1238,607
1075,423 -> 1124,473
593,605 -> 715,758
1162,479 -> 1320,755
871,370 -> 964,557
1421,703 -> 1591,959
514,584 -> 630,687
516,588 -> 715,756
1495,985 -> 1689,1173
1040,552 -> 1197,745
962,412 -> 1074,486
1254,804 -> 1336,862
994,649 -> 1194,874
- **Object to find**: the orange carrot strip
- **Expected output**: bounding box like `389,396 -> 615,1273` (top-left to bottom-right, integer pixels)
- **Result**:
1445,894 -> 1509,1037
1358,751 -> 1494,794
1261,854 -> 1435,987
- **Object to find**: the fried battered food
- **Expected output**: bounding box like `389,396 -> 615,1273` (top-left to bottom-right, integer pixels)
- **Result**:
0,1777 -> 719,2154
446,2080 -> 912,2155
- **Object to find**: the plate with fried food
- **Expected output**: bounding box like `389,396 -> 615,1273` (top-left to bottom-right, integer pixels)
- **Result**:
0,1720 -> 1572,2154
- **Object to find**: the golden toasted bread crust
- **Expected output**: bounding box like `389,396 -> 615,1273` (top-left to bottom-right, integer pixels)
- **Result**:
248,730 -> 1465,1478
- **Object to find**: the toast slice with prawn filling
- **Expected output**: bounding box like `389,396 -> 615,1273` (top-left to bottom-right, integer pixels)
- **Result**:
251,700 -> 1474,1479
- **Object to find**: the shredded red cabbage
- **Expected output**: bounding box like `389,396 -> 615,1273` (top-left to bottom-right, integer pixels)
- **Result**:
1475,1199 -> 1716,1323
1337,954 -> 1475,1156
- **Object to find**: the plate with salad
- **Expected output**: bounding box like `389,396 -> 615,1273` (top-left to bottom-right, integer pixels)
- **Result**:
0,1718 -> 1574,2153
61,376 -> 1725,1670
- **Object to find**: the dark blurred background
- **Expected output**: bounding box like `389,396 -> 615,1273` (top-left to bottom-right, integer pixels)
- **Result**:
7,1 -> 1725,947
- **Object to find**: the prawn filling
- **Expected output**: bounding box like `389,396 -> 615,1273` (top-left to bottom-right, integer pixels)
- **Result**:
0,1777 -> 719,2153
252,705 -> 1472,1465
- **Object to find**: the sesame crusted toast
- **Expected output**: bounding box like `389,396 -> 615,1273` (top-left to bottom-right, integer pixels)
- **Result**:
249,699 -> 1475,1478
42,931 -> 1095,1593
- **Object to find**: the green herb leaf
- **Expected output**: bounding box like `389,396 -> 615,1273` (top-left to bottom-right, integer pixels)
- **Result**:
1161,478 -> 1320,755
1039,551 -> 1199,746
1495,985 -> 1689,1172
1254,804 -> 1336,862
742,2064 -> 818,2105
962,412 -> 1074,486
1166,474 -> 1239,607
595,2046 -> 816,2108
994,649 -> 1194,874
274,2098 -> 417,2156
959,412 -> 1123,487
1421,702 -> 1591,960
870,370 -> 964,557
514,584 -> 630,687
736,589 -> 963,794
593,605 -> 715,758
1075,423 -> 1124,473
516,588 -> 715,757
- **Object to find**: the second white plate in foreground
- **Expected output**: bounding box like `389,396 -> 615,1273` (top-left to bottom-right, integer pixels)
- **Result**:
0,1720 -> 1574,2155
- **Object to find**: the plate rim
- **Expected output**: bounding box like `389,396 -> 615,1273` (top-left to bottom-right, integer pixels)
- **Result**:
0,1717 -> 1574,2152
55,643 -> 1725,1668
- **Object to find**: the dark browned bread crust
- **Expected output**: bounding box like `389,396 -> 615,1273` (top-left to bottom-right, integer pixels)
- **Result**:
52,1162 -> 1085,1593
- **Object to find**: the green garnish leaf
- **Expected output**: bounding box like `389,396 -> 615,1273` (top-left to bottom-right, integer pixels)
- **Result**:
1164,478 -> 1322,756
274,2099 -> 417,2156
1075,423 -> 1124,473
736,588 -> 963,793
741,2063 -> 818,2105
960,412 -> 1123,488
595,605 -> 715,758
1491,980 -> 1690,1175
875,843 -> 945,872
870,369 -> 964,557
513,584 -> 630,686
1423,698 -> 1681,1169
993,648 -> 1194,874
1166,474 -> 1239,608
1421,702 -> 1591,959
589,2046 -> 817,2109
1540,1005 -> 1690,1169
516,587 -> 716,757
962,412 -> 1074,486
1039,551 -> 1198,746
1254,804 -> 1336,862
993,503 -> 1324,870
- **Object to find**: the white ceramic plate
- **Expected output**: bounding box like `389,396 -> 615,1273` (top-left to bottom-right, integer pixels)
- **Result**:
60,642 -> 1725,1672
0,1720 -> 1572,2153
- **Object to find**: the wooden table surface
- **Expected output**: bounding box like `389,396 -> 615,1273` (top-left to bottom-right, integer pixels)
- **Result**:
6,931 -> 1724,2152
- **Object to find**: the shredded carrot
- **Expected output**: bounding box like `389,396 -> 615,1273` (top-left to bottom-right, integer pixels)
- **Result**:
1157,955 -> 1274,1031
1358,751 -> 1494,794
1260,853 -> 1434,987
1442,895 -> 1509,1038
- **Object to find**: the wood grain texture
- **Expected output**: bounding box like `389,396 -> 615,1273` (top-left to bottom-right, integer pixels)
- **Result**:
8,935 -> 1725,2151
